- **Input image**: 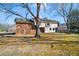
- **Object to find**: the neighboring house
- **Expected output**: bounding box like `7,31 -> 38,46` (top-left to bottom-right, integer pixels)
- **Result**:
58,24 -> 67,33
14,18 -> 59,35
8,24 -> 16,32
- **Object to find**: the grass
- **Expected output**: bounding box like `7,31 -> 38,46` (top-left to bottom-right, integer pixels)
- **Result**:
32,33 -> 79,41
0,33 -> 79,56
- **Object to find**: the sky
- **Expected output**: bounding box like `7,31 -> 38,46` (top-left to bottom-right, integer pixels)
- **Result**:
0,3 -> 71,25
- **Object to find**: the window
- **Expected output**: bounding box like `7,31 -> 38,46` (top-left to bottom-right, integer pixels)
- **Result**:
46,23 -> 50,27
53,28 -> 54,30
53,28 -> 55,30
47,23 -> 50,25
50,28 -> 51,30
53,28 -> 58,32
55,28 -> 58,32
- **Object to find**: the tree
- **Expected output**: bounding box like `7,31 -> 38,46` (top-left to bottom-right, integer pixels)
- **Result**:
67,9 -> 79,33
54,3 -> 74,33
0,23 -> 9,32
44,3 -> 75,33
0,3 -> 41,38
0,24 -> 5,32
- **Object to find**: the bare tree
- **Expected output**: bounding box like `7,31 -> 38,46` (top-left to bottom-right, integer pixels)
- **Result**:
22,3 -> 41,37
48,3 -> 74,33
55,3 -> 74,33
0,3 -> 41,38
35,3 -> 41,37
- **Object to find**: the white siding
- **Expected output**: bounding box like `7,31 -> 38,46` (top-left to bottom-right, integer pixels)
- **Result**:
39,23 -> 45,27
45,23 -> 58,33
39,22 -> 58,33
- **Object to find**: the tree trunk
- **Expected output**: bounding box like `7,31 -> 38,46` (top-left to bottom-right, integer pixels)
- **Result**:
66,19 -> 71,34
35,24 -> 40,38
63,17 -> 70,34
35,3 -> 41,38
34,18 -> 40,38
66,25 -> 70,34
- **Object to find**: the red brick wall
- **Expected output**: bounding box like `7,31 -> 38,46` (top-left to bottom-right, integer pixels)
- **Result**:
16,22 -> 36,35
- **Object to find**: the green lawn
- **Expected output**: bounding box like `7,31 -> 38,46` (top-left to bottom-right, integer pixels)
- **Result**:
0,33 -> 79,56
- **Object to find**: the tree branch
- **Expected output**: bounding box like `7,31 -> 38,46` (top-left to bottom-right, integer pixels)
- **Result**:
37,3 -> 41,18
0,4 -> 25,19
22,3 -> 36,18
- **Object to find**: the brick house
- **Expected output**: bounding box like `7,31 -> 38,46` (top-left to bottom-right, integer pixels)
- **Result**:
15,18 -> 36,35
15,18 -> 59,36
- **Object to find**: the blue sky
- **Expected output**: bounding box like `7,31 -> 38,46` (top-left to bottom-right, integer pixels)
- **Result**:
0,3 -> 67,25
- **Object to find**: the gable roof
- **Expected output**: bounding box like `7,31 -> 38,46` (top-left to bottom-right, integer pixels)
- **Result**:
15,18 -> 33,24
15,18 -> 59,24
40,18 -> 59,24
